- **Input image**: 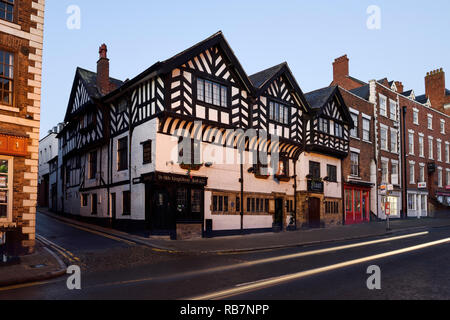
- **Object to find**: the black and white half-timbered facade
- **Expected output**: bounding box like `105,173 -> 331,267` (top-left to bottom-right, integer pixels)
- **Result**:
298,86 -> 354,228
54,32 -> 353,239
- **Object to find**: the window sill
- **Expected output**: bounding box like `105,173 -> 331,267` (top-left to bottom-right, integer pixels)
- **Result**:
0,104 -> 19,113
0,19 -> 21,30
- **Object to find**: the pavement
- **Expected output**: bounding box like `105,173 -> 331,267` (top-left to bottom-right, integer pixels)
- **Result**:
0,240 -> 66,288
37,208 -> 450,254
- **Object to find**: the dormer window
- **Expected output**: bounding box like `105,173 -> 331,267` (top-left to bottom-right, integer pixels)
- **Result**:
269,101 -> 290,125
197,78 -> 228,108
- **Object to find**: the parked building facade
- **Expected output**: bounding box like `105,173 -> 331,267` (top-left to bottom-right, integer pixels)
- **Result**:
0,0 -> 45,256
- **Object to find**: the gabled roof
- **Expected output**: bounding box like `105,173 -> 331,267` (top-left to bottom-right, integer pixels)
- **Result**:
349,84 -> 370,100
305,86 -> 354,128
415,94 -> 429,104
304,86 -> 337,110
64,67 -> 124,121
249,63 -> 286,89
102,31 -> 254,101
401,89 -> 414,97
249,62 -> 311,113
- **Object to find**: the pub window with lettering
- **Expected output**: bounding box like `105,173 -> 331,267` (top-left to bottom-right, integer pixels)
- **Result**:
0,0 -> 14,22
0,157 -> 12,221
0,50 -> 14,105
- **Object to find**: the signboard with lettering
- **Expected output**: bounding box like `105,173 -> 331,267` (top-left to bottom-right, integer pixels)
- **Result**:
142,172 -> 208,186
418,182 -> 427,189
385,202 -> 391,216
0,135 -> 28,157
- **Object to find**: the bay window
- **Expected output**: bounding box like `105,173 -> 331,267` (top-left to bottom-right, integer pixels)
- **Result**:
269,101 -> 290,125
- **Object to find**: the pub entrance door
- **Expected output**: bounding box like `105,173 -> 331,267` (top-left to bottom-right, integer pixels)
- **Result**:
308,197 -> 321,228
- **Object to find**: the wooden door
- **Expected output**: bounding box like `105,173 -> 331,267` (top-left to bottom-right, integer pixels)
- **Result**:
308,197 -> 321,228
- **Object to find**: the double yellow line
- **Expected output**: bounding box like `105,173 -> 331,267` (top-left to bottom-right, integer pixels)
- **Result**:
36,234 -> 83,266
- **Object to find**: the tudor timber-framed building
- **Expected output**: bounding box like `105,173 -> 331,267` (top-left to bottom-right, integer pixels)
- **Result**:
0,0 -> 45,256
55,32 -> 353,239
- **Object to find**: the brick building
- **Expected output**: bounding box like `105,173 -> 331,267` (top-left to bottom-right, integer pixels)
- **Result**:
332,56 -> 404,219
339,88 -> 377,224
0,0 -> 45,257
416,68 -> 450,116
400,87 -> 450,216
331,55 -> 450,220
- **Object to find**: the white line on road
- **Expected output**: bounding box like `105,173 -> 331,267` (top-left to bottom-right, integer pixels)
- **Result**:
190,236 -> 450,300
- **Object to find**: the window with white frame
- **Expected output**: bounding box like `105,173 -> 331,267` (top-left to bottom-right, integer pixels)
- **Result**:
427,115 -> 433,130
390,100 -> 397,121
440,120 -> 445,134
428,137 -> 434,159
350,113 -> 358,138
0,157 -> 12,221
350,152 -> 359,177
446,143 -> 450,163
447,170 -> 450,186
419,135 -> 424,157
437,141 -> 442,162
362,117 -> 370,141
380,127 -> 388,151
391,162 -> 399,185
379,95 -> 387,117
408,133 -> 414,155
438,168 -> 443,187
409,163 -> 415,184
419,165 -> 425,183
381,160 -> 389,183
413,109 -> 419,125
391,129 -> 398,153
408,194 -> 416,211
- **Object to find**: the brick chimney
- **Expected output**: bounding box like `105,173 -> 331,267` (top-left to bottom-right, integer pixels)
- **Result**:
425,68 -> 445,109
395,81 -> 404,94
333,55 -> 349,83
97,44 -> 110,95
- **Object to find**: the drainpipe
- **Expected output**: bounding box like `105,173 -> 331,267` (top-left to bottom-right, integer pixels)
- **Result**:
240,161 -> 244,231
293,158 -> 298,230
402,106 -> 408,219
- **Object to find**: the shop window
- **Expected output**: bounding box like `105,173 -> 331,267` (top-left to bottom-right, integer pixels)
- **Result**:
0,157 -> 12,220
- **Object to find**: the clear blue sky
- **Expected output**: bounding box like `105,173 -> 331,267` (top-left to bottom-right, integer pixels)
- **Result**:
40,0 -> 450,137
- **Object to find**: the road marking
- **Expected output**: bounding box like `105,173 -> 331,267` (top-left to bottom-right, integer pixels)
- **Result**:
41,214 -> 136,246
36,234 -> 84,266
190,237 -> 450,300
82,231 -> 431,292
0,280 -> 61,292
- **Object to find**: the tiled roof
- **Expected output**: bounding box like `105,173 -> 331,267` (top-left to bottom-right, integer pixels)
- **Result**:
77,67 -> 124,99
304,86 -> 337,110
349,84 -> 370,100
249,63 -> 286,89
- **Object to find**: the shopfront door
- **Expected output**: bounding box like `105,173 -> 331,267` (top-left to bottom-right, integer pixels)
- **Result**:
345,187 -> 370,224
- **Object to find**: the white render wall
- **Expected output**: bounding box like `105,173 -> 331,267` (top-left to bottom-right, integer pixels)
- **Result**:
38,132 -> 58,183
297,152 -> 342,198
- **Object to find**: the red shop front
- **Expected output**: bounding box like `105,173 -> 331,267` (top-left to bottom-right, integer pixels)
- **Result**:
344,183 -> 372,225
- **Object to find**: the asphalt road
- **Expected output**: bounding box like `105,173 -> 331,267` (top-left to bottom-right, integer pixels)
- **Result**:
1,213 -> 449,300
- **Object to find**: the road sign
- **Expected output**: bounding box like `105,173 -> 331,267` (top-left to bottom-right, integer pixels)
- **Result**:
385,202 -> 391,216
387,185 -> 394,191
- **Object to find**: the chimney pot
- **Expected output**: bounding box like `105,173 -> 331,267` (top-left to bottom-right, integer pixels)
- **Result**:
97,43 -> 110,95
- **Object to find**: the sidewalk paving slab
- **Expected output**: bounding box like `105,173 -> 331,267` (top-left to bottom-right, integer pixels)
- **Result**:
38,208 -> 450,255
0,241 -> 66,288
